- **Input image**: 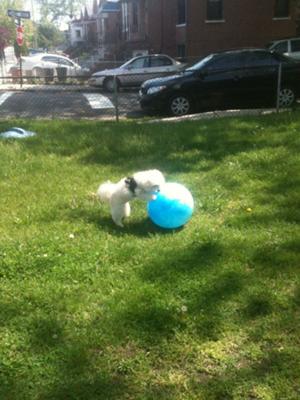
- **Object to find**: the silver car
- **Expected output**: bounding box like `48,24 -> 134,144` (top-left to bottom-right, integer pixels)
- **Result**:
88,54 -> 185,91
267,37 -> 300,60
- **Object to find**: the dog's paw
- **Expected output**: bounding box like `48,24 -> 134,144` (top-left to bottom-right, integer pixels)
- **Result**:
112,217 -> 124,227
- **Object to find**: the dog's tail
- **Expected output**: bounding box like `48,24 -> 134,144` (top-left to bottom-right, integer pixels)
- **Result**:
97,181 -> 115,202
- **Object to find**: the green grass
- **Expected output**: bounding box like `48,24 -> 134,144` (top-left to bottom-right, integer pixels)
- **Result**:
0,112 -> 299,400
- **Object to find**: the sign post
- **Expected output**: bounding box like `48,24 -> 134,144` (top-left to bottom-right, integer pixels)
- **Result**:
7,9 -> 31,19
16,25 -> 24,47
7,9 -> 31,87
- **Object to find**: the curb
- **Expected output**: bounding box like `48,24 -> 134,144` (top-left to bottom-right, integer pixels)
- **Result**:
144,108 -> 285,123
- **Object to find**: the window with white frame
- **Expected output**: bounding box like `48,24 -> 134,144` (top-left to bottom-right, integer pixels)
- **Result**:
274,0 -> 289,18
207,0 -> 223,21
177,0 -> 186,25
122,2 -> 129,39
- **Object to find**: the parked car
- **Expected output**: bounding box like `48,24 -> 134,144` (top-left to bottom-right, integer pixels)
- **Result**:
88,54 -> 185,92
267,37 -> 300,60
9,53 -> 87,77
139,49 -> 300,116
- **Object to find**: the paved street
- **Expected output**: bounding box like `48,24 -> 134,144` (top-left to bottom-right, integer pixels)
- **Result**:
0,88 -> 142,119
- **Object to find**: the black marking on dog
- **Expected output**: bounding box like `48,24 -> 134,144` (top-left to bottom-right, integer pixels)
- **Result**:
125,177 -> 137,195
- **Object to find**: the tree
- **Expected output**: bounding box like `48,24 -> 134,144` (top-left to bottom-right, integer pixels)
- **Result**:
0,1 -> 32,57
0,0 -> 25,43
36,0 -> 86,24
0,27 -> 10,60
37,23 -> 64,49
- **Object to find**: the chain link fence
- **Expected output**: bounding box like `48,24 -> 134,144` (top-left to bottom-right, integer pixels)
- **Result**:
0,59 -> 292,121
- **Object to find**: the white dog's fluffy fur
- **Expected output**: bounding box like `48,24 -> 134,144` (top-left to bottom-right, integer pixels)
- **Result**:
97,169 -> 165,227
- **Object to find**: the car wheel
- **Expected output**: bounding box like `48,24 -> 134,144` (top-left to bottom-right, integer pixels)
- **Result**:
103,77 -> 119,92
169,95 -> 191,116
278,87 -> 295,107
32,67 -> 43,77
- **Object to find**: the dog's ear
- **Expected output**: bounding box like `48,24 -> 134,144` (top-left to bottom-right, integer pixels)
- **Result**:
125,177 -> 137,194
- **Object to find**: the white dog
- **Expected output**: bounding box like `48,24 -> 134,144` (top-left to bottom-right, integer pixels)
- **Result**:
97,169 -> 165,227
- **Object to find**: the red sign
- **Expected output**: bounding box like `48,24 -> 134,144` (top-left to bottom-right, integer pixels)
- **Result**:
16,26 -> 24,46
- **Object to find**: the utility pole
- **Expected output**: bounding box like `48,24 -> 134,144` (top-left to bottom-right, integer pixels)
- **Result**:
30,0 -> 38,48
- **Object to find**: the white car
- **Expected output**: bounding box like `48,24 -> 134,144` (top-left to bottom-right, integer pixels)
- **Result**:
10,53 -> 86,77
89,54 -> 185,91
267,37 -> 300,60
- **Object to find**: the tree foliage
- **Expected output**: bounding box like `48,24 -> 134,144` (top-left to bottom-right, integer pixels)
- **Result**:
0,0 -> 35,54
36,0 -> 86,23
37,23 -> 64,49
0,0 -> 24,42
0,0 -> 70,52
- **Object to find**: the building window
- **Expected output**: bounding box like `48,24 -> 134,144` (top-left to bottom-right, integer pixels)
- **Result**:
207,0 -> 223,21
122,2 -> 129,40
75,30 -> 81,38
177,44 -> 186,58
132,2 -> 138,32
274,0 -> 289,18
177,0 -> 186,25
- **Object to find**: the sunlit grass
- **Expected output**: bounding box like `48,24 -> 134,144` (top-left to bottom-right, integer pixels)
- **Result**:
0,112 -> 299,399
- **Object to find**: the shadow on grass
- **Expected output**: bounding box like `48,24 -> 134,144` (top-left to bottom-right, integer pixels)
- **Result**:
101,239 -> 244,342
251,238 -> 300,273
41,372 -> 127,400
192,348 -> 299,400
9,112 -> 299,174
241,294 -> 274,320
1,112 -> 300,398
44,202 -> 183,238
139,239 -> 224,283
108,291 -> 184,344
1,234 -> 299,399
0,305 -> 128,400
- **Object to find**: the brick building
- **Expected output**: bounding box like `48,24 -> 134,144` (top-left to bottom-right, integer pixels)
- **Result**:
69,0 -> 297,61
69,2 -> 98,48
69,1 -> 121,58
120,0 -> 297,60
97,0 -> 121,59
182,0 -> 297,59
119,0 -> 150,57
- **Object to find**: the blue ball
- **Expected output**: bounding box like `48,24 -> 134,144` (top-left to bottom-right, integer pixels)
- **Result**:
147,182 -> 194,229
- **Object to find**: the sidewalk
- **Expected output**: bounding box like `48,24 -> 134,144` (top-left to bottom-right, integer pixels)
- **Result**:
0,82 -> 94,92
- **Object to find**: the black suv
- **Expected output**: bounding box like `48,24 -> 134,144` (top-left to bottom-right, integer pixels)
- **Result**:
139,49 -> 300,116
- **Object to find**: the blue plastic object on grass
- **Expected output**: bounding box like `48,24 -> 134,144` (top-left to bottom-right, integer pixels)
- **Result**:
147,182 -> 194,229
0,127 -> 36,139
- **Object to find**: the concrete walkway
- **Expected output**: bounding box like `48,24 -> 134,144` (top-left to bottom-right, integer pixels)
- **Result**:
0,83 -> 93,92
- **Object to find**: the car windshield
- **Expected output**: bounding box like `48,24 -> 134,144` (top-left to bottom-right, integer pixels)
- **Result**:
266,42 -> 275,49
186,54 -> 215,71
120,57 -> 144,69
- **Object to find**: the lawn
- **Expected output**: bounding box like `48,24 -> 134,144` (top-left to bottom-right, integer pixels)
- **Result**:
0,112 -> 299,400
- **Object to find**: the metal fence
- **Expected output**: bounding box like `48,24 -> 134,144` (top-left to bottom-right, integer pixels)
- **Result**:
0,63 -> 290,121
0,73 -> 139,120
